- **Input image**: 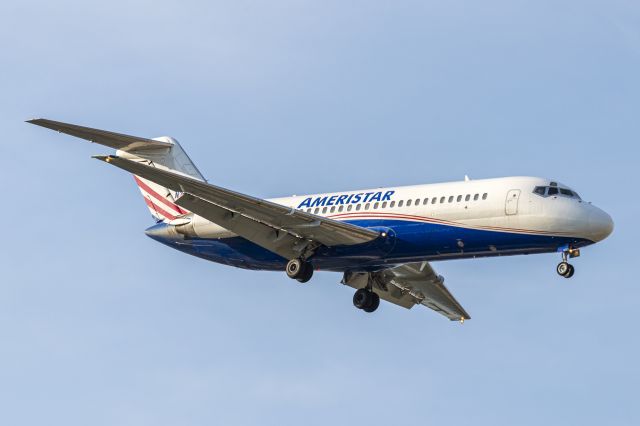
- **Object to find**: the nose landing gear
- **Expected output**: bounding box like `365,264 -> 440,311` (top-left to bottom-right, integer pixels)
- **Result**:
556,261 -> 575,278
556,248 -> 579,278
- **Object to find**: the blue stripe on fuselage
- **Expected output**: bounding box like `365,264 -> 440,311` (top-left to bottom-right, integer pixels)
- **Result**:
145,219 -> 594,271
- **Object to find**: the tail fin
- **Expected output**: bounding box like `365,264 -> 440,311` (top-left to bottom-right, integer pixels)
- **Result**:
117,137 -> 204,222
26,119 -> 204,222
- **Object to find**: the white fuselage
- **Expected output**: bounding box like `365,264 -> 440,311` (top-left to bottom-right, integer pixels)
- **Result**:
184,176 -> 613,245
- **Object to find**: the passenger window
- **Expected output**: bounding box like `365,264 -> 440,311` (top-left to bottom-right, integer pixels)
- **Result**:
347,205 -> 353,212
474,194 -> 479,201
365,203 -> 370,210
423,198 -> 429,205
314,208 -> 319,214
448,196 -> 454,203
390,201 -> 395,208
322,207 -> 328,213
548,187 -> 558,196
330,206 -> 335,213
338,205 -> 344,212
415,199 -> 420,205
399,200 -> 404,207
482,193 -> 488,200
374,202 -> 379,209
465,194 -> 470,201
407,200 -> 412,207
440,197 -> 445,203
356,204 -> 361,211
456,195 -> 462,202
432,197 -> 437,204
382,201 -> 387,208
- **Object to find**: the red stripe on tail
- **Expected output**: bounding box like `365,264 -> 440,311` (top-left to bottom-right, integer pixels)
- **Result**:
134,176 -> 187,215
142,197 -> 177,221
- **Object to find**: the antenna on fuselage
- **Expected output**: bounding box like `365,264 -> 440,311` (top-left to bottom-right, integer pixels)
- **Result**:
464,175 -> 470,182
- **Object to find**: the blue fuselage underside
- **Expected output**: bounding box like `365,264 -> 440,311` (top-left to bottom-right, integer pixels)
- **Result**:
147,219 -> 593,272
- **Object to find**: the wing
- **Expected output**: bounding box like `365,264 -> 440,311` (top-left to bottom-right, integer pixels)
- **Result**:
95,155 -> 380,254
342,261 -> 470,321
27,118 -> 172,152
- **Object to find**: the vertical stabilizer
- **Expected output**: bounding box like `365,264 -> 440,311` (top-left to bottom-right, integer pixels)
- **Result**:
117,137 -> 204,222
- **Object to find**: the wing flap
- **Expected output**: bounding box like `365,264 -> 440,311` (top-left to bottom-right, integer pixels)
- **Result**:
27,118 -> 172,152
343,262 -> 470,321
384,262 -> 470,320
177,194 -> 305,260
94,155 -> 380,248
342,272 -> 417,309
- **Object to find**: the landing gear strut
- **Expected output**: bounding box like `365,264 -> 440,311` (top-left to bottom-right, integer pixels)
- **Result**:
556,249 -> 578,278
286,258 -> 314,283
353,288 -> 380,313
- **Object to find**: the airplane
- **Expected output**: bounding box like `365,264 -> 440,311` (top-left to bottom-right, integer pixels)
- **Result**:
28,118 -> 614,322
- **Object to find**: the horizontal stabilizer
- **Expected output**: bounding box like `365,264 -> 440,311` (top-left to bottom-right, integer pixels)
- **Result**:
27,118 -> 173,152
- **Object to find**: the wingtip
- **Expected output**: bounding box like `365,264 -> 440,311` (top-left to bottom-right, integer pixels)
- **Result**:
450,315 -> 471,323
92,155 -> 117,163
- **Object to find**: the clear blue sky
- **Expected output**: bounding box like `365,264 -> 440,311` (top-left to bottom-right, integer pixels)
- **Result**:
1,1 -> 638,425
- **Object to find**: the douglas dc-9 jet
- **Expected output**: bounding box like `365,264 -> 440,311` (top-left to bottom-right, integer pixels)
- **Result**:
29,119 -> 614,321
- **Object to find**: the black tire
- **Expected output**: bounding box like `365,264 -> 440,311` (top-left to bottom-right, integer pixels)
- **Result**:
296,262 -> 314,283
556,262 -> 570,277
353,288 -> 371,309
286,259 -> 303,279
564,264 -> 575,278
363,292 -> 380,313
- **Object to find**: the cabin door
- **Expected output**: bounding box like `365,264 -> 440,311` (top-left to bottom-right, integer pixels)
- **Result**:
505,189 -> 521,215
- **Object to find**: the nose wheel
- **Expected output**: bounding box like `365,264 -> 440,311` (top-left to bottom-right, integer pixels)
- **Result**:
556,261 -> 575,278
556,248 -> 578,278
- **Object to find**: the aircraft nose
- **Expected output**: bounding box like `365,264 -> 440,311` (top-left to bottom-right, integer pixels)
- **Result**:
588,207 -> 614,242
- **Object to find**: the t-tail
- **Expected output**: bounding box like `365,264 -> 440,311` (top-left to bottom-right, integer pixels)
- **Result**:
118,137 -> 204,222
26,118 -> 205,222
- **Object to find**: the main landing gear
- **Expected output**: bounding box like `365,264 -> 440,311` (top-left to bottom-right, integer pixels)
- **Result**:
286,258 -> 314,283
556,248 -> 579,279
353,288 -> 380,313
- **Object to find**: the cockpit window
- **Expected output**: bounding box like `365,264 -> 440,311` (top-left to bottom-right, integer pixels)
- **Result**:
532,185 -> 581,199
561,189 -> 581,199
